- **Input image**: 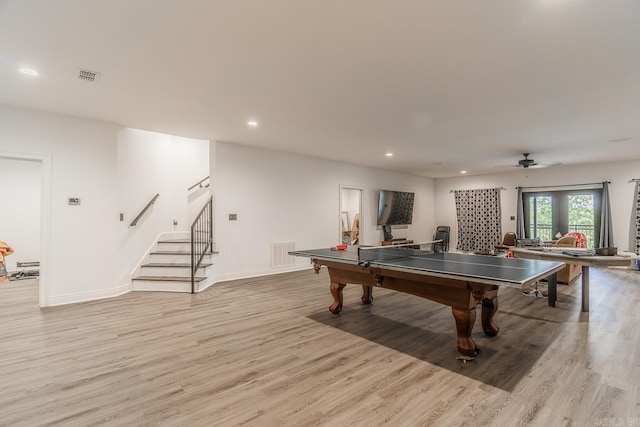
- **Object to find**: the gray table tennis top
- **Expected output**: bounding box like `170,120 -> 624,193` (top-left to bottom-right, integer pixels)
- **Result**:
290,246 -> 565,287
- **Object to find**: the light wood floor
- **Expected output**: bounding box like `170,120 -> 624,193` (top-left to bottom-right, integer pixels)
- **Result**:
1,267 -> 639,426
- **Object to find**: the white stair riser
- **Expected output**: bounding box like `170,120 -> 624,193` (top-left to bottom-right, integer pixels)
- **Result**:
131,280 -> 192,293
132,238 -> 218,293
140,265 -> 212,277
148,253 -> 215,264
195,275 -> 216,292
157,240 -> 212,252
157,242 -> 193,252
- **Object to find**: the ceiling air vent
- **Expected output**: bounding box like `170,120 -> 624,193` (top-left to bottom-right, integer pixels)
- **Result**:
78,68 -> 101,84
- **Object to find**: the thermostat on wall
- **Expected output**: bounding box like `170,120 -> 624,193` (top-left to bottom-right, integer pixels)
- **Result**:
68,197 -> 81,205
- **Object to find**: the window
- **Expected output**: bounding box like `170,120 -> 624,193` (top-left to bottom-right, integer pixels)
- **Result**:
523,189 -> 602,248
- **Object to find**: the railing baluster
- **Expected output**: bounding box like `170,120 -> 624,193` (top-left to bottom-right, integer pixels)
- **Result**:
191,196 -> 214,293
529,223 -> 595,247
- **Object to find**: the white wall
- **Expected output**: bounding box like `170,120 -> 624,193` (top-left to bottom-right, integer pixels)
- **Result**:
0,105 -> 121,306
1,105 -> 433,303
116,129 -> 209,285
434,160 -> 640,252
0,157 -> 41,271
211,142 -> 435,281
18,102 -> 637,304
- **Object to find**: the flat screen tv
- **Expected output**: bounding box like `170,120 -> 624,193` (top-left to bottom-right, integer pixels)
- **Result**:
377,190 -> 415,226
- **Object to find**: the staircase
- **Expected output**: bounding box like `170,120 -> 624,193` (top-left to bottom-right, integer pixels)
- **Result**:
131,236 -> 217,293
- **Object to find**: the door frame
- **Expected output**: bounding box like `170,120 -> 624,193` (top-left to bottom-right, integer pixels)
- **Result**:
339,185 -> 364,245
0,151 -> 51,307
523,188 -> 602,247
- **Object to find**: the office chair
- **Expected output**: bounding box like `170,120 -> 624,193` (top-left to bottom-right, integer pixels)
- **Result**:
433,226 -> 450,252
496,232 -> 517,251
521,235 -> 578,298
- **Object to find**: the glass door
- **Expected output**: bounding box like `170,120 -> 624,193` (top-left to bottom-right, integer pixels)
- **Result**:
567,193 -> 597,247
527,194 -> 553,241
524,189 -> 601,248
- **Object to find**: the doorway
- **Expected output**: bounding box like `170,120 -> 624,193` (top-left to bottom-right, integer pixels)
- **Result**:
0,152 -> 50,307
340,186 -> 363,245
523,189 -> 601,248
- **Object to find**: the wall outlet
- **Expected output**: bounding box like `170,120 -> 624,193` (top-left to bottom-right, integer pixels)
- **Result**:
229,213 -> 237,221
119,213 -> 124,221
510,216 -> 515,220
68,197 -> 80,205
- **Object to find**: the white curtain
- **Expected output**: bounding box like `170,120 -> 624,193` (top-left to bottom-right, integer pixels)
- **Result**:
455,188 -> 502,252
599,181 -> 614,248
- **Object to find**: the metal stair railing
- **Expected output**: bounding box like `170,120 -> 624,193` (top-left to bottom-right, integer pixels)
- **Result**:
191,196 -> 213,293
188,176 -> 210,191
130,193 -> 160,227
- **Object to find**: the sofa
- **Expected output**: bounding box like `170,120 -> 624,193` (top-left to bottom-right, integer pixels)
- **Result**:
554,235 -> 582,284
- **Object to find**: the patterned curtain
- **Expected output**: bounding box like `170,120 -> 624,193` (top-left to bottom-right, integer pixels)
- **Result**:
631,181 -> 640,255
455,188 -> 502,252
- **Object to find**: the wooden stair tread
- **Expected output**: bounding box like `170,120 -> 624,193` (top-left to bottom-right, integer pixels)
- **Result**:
157,238 -> 191,243
142,263 -> 213,268
157,238 -> 210,244
150,251 -> 218,255
133,275 -> 207,282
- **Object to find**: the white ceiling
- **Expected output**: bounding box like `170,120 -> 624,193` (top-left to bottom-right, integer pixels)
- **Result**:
1,0 -> 639,178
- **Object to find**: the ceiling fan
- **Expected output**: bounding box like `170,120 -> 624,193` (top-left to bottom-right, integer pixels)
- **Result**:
518,153 -> 537,168
516,153 -> 559,169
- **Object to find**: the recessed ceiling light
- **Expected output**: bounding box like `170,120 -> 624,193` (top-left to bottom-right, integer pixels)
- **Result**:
460,170 -> 467,174
247,120 -> 258,127
385,153 -> 393,157
18,67 -> 39,77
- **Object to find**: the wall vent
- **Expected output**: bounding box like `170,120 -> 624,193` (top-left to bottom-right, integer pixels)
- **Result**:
78,68 -> 101,83
271,241 -> 296,268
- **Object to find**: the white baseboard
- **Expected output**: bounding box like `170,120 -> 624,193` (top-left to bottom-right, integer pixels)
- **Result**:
47,265 -> 311,306
198,279 -> 216,292
47,283 -> 131,307
214,265 -> 310,283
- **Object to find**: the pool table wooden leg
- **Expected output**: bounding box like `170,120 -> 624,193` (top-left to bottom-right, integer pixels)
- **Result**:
452,307 -> 478,357
361,285 -> 373,304
481,288 -> 499,337
329,283 -> 347,314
